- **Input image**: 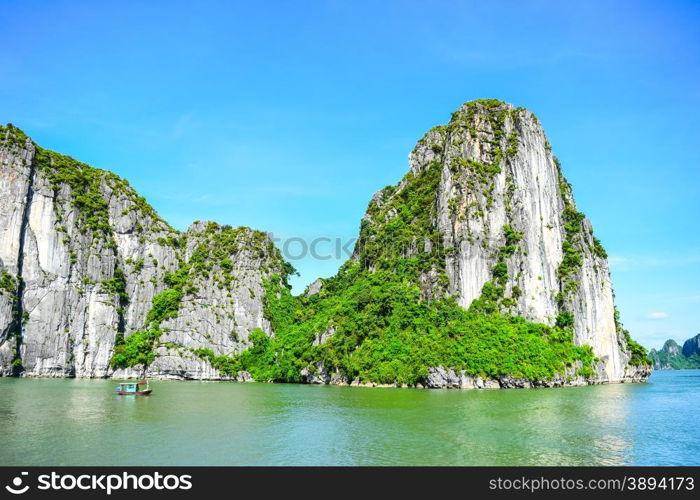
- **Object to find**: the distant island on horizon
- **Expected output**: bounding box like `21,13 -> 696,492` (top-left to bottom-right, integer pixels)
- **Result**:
649,334 -> 700,370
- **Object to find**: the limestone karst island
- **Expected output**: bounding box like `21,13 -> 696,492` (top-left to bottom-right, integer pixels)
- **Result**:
0,100 -> 652,389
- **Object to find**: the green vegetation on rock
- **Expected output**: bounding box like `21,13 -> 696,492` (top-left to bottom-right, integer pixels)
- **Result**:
0,124 -> 30,149
101,268 -> 128,303
555,163 -> 586,306
614,306 -> 652,366
0,270 -> 17,295
228,263 -> 598,384
356,157 -> 446,281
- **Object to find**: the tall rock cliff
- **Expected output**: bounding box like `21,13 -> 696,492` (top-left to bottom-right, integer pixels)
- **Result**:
0,125 -> 290,379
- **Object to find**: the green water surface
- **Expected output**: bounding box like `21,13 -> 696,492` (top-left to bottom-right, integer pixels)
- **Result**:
0,370 -> 697,465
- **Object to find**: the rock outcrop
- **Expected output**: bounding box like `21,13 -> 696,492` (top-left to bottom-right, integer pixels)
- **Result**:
649,335 -> 700,370
353,100 -> 650,383
0,125 -> 289,379
0,99 -> 652,387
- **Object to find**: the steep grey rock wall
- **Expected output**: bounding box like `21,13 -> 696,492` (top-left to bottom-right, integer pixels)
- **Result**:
122,221 -> 281,379
0,125 -> 287,379
0,130 -> 33,374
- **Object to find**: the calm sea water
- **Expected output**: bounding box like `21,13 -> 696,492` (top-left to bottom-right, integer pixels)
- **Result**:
0,370 -> 697,466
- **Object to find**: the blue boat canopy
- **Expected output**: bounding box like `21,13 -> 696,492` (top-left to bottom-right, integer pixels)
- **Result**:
115,381 -> 149,392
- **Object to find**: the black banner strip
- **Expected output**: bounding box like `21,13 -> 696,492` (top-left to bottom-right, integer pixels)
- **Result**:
0,466 -> 698,499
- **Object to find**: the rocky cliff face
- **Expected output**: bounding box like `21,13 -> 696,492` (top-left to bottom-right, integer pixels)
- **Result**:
0,125 -> 289,379
353,100 -> 649,383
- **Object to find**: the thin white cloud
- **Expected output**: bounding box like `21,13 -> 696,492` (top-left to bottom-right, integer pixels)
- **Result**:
608,253 -> 700,271
155,192 -> 235,208
646,312 -> 669,320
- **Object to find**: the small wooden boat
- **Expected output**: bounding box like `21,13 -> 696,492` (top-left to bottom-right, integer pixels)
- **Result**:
115,381 -> 152,396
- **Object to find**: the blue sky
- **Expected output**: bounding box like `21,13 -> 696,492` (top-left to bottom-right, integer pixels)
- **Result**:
1,0 -> 698,349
